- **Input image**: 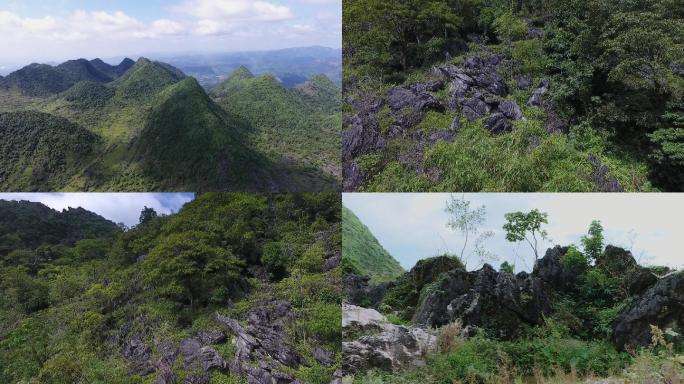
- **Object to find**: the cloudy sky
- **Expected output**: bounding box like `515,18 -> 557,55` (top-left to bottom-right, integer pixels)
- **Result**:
0,193 -> 195,227
0,0 -> 340,67
343,193 -> 684,272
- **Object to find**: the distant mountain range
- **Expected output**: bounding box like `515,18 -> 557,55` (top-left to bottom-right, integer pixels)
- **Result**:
0,55 -> 341,192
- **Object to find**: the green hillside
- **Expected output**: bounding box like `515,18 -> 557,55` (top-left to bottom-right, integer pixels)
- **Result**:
0,57 -> 341,191
342,206 -> 404,283
211,67 -> 342,180
0,194 -> 342,383
0,111 -> 100,191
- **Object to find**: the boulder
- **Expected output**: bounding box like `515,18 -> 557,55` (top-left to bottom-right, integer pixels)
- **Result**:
484,113 -> 513,134
342,114 -> 386,161
313,346 -> 335,367
387,88 -> 416,110
517,76 -> 532,90
122,336 -> 155,375
196,330 -> 225,345
499,100 -> 523,120
342,304 -> 437,374
528,79 -> 549,106
613,272 -> 684,350
597,246 -> 657,295
462,97 -> 489,121
343,162 -> 363,192
412,264 -> 551,339
527,28 -> 544,39
532,246 -> 580,292
411,79 -> 444,93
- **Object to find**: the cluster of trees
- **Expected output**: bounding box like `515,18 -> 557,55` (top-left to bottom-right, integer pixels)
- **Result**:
0,194 -> 342,383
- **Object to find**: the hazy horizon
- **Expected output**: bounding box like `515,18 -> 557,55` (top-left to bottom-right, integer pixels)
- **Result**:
0,0 -> 341,68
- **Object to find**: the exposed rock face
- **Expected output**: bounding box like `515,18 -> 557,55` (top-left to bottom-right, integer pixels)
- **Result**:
342,304 -> 437,374
613,272 -> 684,350
597,245 -> 657,295
532,245 -> 579,292
528,79 -> 549,106
588,155 -> 624,192
343,274 -> 388,308
412,264 -> 551,339
216,300 -> 303,384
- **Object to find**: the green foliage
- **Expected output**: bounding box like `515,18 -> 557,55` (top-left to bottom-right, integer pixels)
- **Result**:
581,220 -> 604,262
0,193 -> 341,383
499,261 -> 514,273
342,206 -> 404,283
503,209 -> 549,261
0,111 -> 100,191
560,245 -> 589,272
493,11 -> 528,42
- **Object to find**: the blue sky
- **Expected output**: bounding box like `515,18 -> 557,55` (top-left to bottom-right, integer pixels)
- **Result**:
0,193 -> 195,227
343,193 -> 684,272
0,0 -> 340,66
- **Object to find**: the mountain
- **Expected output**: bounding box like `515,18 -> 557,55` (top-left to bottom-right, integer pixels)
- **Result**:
0,58 -> 134,97
0,57 -> 341,191
342,206 -> 404,283
0,111 -> 100,190
154,46 -> 342,88
0,193 -> 341,383
211,67 -> 342,180
0,199 -> 120,255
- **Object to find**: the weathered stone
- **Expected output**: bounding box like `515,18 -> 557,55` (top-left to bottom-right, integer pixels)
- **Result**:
613,272 -> 684,350
195,330 -> 225,346
343,161 -> 363,192
313,346 -> 335,367
528,79 -> 549,106
450,116 -> 461,132
462,97 -> 489,121
527,28 -> 544,39
588,154 -> 624,192
412,79 -> 444,93
517,76 -> 532,89
324,255 -> 341,271
387,88 -> 416,110
499,100 -> 523,120
412,264 -> 551,339
342,114 -> 386,161
342,304 -> 437,374
532,246 -> 579,292
484,113 -> 513,134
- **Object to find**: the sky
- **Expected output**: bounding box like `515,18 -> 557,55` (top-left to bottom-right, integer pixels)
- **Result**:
343,193 -> 684,273
0,0 -> 341,67
0,193 -> 195,227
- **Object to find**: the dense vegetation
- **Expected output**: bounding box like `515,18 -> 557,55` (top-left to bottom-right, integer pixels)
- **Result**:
341,206 -> 403,283
211,66 -> 342,181
0,193 -> 342,383
0,57 -> 341,192
343,0 -> 684,191
0,111 -> 99,190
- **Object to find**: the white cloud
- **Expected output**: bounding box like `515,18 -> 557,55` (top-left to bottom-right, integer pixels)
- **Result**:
0,193 -> 194,227
0,10 -> 187,42
176,0 -> 292,21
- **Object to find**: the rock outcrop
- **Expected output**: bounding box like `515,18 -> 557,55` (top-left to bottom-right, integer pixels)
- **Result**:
613,271 -> 684,350
412,264 -> 551,339
342,303 -> 437,374
343,274 -> 388,308
216,300 -> 303,384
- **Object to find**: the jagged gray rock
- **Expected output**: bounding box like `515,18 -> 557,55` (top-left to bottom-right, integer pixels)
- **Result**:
342,304 -> 437,374
412,264 -> 551,339
613,271 -> 684,350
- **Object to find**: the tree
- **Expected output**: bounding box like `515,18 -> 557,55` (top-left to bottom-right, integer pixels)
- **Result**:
503,209 -> 549,263
581,220 -> 604,262
139,206 -> 157,225
444,195 -> 492,267
500,261 -> 515,273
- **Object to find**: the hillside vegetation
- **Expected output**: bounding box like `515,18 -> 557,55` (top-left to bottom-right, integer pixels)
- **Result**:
343,0 -> 684,191
341,206 -> 403,283
0,194 -> 342,383
0,57 -> 341,191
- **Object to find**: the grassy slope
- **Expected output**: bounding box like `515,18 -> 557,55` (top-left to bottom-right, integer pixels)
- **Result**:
342,206 -> 404,283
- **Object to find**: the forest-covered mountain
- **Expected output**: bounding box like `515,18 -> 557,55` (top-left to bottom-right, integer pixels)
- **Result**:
0,194 -> 342,383
341,206 -> 403,283
343,0 -> 684,192
0,56 -> 341,192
